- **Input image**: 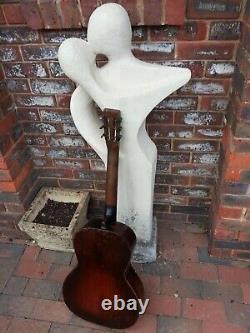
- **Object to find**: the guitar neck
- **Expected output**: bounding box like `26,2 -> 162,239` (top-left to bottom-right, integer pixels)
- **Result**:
104,141 -> 119,227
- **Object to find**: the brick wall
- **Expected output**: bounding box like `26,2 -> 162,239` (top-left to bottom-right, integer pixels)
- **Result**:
0,0 -> 249,259
209,0 -> 250,260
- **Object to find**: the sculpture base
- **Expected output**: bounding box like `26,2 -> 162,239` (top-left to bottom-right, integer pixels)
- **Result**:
132,217 -> 157,263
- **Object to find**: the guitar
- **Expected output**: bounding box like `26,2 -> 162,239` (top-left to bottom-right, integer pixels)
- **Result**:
63,109 -> 144,329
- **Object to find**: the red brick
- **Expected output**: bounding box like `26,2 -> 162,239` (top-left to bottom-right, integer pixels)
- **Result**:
140,274 -> 160,295
187,0 -> 242,19
165,0 -> 186,25
50,323 -> 92,333
0,113 -> 17,134
161,277 -> 202,298
60,0 -> 82,28
0,7 -> 6,25
56,95 -> 71,108
143,0 -> 162,25
119,0 -> 142,25
48,264 -> 72,282
32,299 -> 71,323
15,258 -> 51,279
242,284 -> 250,304
181,262 -> 218,281
20,0 -> 44,29
183,298 -> 226,322
39,0 -> 62,29
175,110 -> 223,126
147,294 -> 181,316
202,322 -> 247,333
176,42 -> 235,60
218,266 -> 250,284
236,45 -> 250,80
2,4 -> 25,24
8,318 -> 50,333
218,206 -> 243,219
121,314 -> 157,333
79,0 -> 97,24
0,315 -> 10,332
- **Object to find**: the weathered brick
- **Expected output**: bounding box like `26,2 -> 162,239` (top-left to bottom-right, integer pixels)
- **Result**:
22,122 -> 59,134
132,42 -> 175,61
25,135 -> 47,146
150,21 -> 207,41
49,62 -> 65,78
17,108 -> 40,121
21,45 -> 58,61
206,61 -> 235,77
31,79 -> 74,94
179,79 -> 229,95
0,46 -> 21,62
148,124 -> 193,139
156,60 -> 205,78
4,62 -> 48,78
192,153 -> 220,164
173,140 -> 219,152
176,42 -> 235,60
196,126 -> 223,138
171,185 -> 210,198
43,30 -> 87,44
0,27 -> 40,44
46,148 -> 68,159
15,95 -> 55,107
132,27 -> 147,42
172,164 -> 216,177
158,152 -> 190,163
49,136 -> 85,147
156,96 -> 198,110
209,21 -> 241,40
187,0 -> 242,19
39,109 -> 71,123
175,111 -> 223,126
2,4 -> 25,24
6,79 -> 30,93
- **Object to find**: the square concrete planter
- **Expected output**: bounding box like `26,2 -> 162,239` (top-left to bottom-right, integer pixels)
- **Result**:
18,187 -> 90,252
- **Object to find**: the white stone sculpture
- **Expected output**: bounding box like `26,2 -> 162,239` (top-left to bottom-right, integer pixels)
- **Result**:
58,3 -> 191,262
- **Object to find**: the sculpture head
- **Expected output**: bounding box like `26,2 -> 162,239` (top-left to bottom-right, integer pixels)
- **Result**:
87,3 -> 132,59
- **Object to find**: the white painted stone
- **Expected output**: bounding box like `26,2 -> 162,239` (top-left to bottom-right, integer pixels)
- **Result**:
58,3 -> 191,262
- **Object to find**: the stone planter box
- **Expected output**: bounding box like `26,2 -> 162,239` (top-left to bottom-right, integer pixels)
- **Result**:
18,187 -> 90,252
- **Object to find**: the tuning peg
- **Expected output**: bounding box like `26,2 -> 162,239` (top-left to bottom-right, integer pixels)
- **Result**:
101,133 -> 105,138
99,125 -> 104,129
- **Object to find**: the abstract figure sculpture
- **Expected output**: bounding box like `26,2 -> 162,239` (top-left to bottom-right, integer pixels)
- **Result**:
58,3 -> 191,262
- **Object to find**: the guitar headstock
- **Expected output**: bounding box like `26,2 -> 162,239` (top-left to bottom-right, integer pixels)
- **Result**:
100,109 -> 122,145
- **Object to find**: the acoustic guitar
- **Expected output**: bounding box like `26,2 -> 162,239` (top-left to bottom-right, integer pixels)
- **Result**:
63,109 -> 144,329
